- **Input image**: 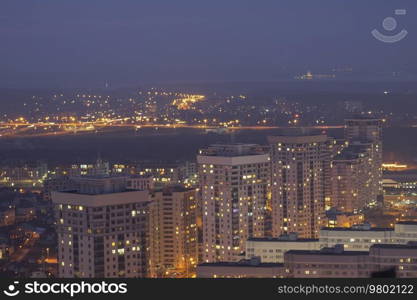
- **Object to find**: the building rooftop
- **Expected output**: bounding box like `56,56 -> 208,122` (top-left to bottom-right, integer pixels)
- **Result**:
58,189 -> 134,195
198,143 -> 267,157
128,174 -> 153,179
345,116 -> 383,121
371,243 -> 417,250
396,221 -> 417,225
384,169 -> 417,176
152,185 -> 195,194
267,131 -> 328,144
321,227 -> 393,232
325,208 -> 362,217
72,175 -> 126,180
285,250 -> 369,256
270,127 -> 322,137
248,237 -> 318,243
198,262 -> 284,268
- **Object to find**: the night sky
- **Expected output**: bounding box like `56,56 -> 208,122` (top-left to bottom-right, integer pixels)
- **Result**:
1,0 -> 416,88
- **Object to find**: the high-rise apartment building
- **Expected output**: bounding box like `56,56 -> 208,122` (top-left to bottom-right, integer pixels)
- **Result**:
52,176 -> 151,278
197,144 -> 271,262
149,186 -> 199,277
345,117 -> 383,144
268,129 -> 331,238
330,146 -> 373,212
345,117 -> 383,204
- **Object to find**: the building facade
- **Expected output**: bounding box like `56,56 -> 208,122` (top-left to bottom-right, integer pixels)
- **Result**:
330,147 -> 373,212
53,176 -> 150,278
268,130 -> 331,238
345,117 -> 383,205
369,243 -> 417,278
284,246 -> 369,278
319,222 -> 417,251
197,144 -> 271,262
126,175 -> 154,191
284,243 -> 417,278
197,257 -> 284,278
245,234 -> 320,263
149,186 -> 199,277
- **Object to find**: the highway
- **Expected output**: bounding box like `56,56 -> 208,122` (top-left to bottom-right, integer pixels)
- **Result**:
0,122 -> 344,138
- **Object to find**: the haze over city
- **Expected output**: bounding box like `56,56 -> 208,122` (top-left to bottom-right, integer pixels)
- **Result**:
1,0 -> 417,88
0,0 -> 417,289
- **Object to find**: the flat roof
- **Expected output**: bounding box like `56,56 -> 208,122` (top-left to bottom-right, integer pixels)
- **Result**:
152,185 -> 195,193
59,189 -> 133,195
198,262 -> 284,268
321,227 -> 393,232
396,221 -> 417,225
72,175 -> 126,179
248,237 -> 318,243
285,250 -> 369,256
371,244 -> 417,249
51,190 -> 150,206
345,116 -> 383,121
267,134 -> 328,144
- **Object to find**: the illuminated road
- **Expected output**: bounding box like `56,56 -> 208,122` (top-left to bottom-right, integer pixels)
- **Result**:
0,122 -> 344,138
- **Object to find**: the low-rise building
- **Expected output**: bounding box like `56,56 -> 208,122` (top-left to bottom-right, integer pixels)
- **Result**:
319,222 -> 417,251
245,234 -> 320,263
245,222 -> 417,264
197,257 -> 284,278
369,243 -> 417,278
284,245 -> 370,278
319,224 -> 394,251
284,243 -> 417,278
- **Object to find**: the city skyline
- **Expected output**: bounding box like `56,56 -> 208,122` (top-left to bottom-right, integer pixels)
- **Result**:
1,114 -> 417,279
1,0 -> 417,286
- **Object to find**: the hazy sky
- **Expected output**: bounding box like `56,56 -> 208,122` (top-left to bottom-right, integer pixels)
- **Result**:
1,0 -> 416,88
